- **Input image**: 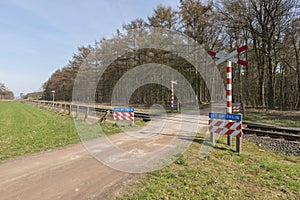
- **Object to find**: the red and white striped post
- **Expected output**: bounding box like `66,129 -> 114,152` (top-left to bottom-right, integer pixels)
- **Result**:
227,61 -> 233,146
171,80 -> 177,112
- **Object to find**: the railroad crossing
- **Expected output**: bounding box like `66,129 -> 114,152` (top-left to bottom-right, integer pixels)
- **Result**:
208,45 -> 248,150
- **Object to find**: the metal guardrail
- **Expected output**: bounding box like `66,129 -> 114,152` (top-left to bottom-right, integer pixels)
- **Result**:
22,100 -> 300,141
23,100 -> 151,121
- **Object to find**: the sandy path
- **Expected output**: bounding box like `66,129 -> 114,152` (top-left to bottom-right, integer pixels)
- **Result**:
0,110 -> 213,199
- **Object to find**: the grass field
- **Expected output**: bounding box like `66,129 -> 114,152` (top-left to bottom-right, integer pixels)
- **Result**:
244,109 -> 300,127
0,101 -> 80,161
0,101 -> 123,161
118,134 -> 300,200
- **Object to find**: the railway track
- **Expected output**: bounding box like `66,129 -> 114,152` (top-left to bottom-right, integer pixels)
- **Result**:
25,100 -> 300,156
243,121 -> 300,141
26,99 -> 300,142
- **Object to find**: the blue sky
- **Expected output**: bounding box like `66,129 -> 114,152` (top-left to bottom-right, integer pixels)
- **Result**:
0,0 -> 180,97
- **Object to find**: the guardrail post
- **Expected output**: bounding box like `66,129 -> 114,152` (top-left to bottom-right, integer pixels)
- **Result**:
84,107 -> 89,122
75,105 -> 79,119
68,105 -> 71,115
100,111 -> 109,123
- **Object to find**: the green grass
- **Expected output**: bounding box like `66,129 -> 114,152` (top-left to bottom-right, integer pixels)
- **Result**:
101,122 -> 123,136
244,109 -> 300,127
0,101 -> 125,161
0,101 -> 80,161
118,134 -> 300,200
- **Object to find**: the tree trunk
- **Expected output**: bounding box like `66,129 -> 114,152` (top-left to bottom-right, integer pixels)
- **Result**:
267,55 -> 274,109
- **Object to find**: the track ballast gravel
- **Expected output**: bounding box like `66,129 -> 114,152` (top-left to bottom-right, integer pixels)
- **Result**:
244,134 -> 300,156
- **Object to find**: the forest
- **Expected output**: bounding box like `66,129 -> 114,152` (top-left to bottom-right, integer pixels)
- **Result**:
42,0 -> 300,109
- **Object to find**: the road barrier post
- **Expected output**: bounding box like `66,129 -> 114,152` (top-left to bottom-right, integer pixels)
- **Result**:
113,108 -> 134,126
209,112 -> 243,153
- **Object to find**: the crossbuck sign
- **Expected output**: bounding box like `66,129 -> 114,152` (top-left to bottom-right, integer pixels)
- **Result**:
208,45 -> 248,67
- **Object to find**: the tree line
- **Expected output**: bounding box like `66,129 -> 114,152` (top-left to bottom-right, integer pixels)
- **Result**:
42,0 -> 299,109
0,83 -> 14,100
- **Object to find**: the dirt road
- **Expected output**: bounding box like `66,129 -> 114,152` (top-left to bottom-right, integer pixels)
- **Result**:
0,112 -> 212,199
0,142 -> 134,200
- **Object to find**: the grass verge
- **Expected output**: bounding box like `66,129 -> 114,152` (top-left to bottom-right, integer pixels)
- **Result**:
118,134 -> 300,200
0,101 -> 127,161
0,101 -> 80,161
